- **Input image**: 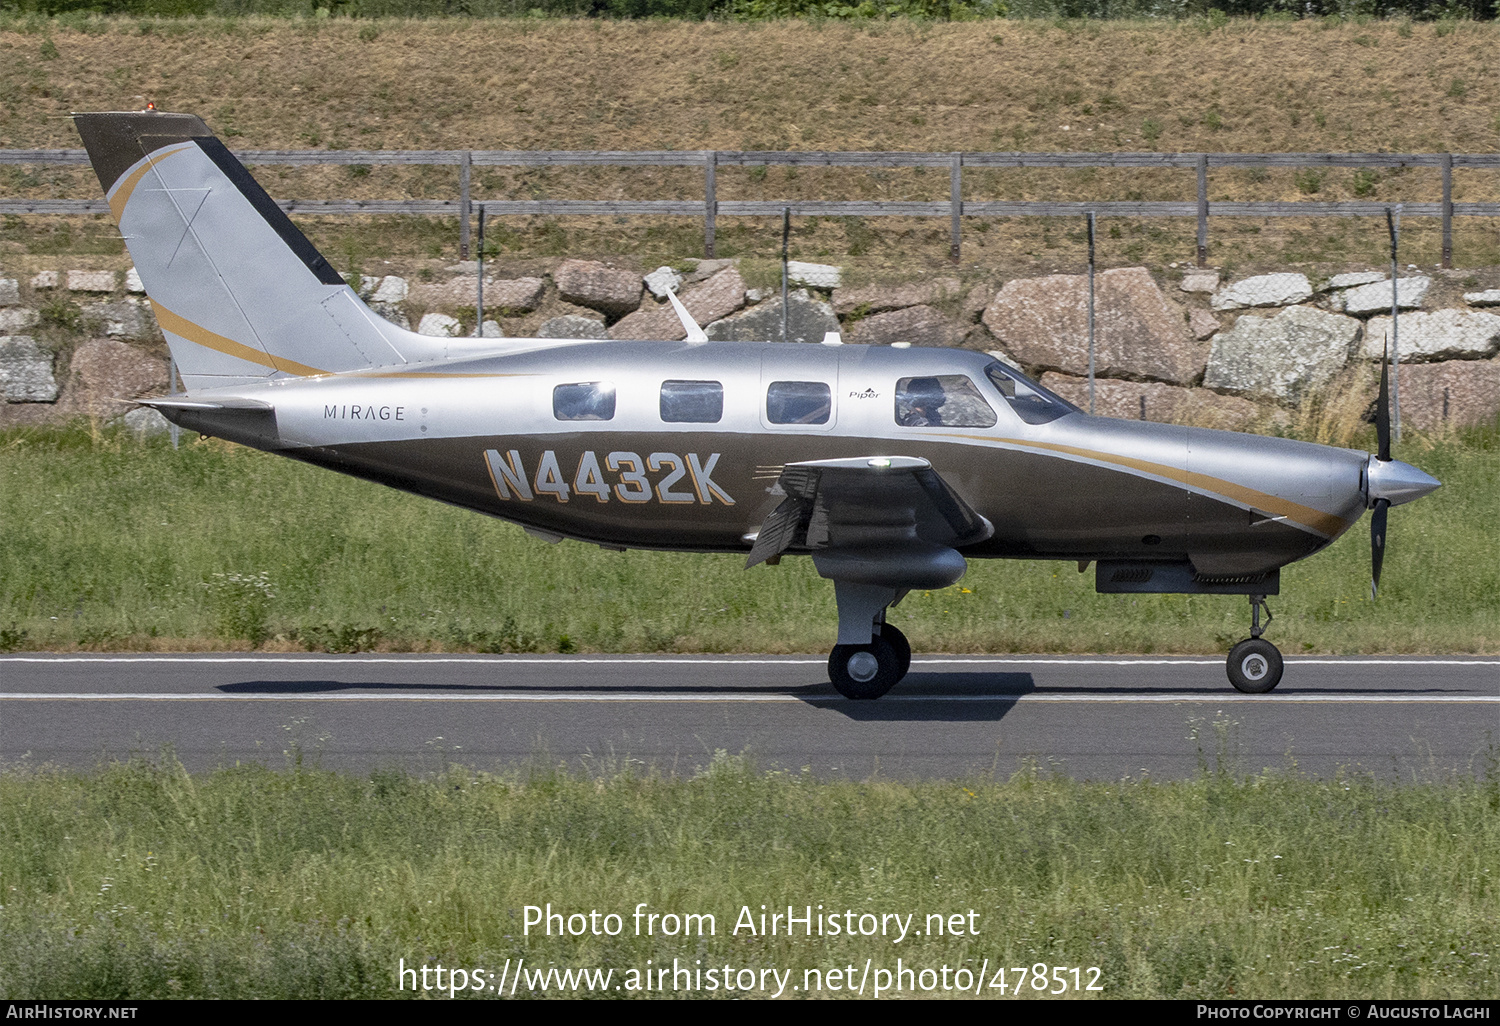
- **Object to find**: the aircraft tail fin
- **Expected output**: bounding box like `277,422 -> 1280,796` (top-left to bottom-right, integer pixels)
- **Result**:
74,111 -> 460,389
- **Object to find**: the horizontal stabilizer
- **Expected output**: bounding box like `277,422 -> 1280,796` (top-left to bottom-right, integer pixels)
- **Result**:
136,395 -> 273,412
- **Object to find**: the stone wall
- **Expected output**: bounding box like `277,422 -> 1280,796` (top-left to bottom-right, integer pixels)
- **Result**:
4,258 -> 1497,435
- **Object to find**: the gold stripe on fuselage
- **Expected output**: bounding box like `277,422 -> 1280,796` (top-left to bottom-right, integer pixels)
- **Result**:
935,432 -> 1349,539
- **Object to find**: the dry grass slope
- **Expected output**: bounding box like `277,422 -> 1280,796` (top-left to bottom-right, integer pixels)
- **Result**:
4,19 -> 1500,272
2,19 -> 1499,155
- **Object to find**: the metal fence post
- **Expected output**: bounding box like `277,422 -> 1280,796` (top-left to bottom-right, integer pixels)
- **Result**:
781,207 -> 790,344
1196,153 -> 1208,266
704,150 -> 717,260
475,203 -> 485,335
949,153 -> 962,263
1087,210 -> 1096,416
1387,205 -> 1403,445
458,150 -> 472,259
1441,152 -> 1453,269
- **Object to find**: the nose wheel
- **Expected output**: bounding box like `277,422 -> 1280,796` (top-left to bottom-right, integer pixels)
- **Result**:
1226,594 -> 1283,694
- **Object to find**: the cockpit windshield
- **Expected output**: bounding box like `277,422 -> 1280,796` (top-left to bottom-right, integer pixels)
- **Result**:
983,362 -> 1079,425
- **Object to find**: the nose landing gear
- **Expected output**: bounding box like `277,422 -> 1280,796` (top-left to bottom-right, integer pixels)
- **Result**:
1226,594 -> 1283,694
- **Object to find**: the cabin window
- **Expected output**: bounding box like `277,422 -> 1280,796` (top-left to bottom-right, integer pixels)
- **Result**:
766,380 -> 832,425
894,375 -> 997,428
983,363 -> 1077,425
660,380 -> 724,424
553,381 -> 616,421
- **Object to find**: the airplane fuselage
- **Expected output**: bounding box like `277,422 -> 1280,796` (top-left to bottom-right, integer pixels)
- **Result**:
165,339 -> 1371,579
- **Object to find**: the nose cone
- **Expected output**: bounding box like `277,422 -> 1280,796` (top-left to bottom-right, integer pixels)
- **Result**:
1366,457 -> 1441,507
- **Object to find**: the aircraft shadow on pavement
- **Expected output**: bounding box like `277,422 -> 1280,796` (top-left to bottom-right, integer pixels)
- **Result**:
807,672 -> 1035,722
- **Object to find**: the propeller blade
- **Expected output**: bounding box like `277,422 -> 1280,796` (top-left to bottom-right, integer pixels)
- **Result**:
1375,334 -> 1391,462
1370,497 -> 1389,600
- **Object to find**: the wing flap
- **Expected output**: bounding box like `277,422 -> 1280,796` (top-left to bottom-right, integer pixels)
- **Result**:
745,456 -> 992,568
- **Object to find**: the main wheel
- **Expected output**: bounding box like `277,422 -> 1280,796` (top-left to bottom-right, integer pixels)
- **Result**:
1226,638 -> 1283,694
880,624 -> 912,680
828,637 -> 902,700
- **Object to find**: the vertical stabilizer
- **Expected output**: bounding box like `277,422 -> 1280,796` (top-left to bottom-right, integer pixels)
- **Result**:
74,111 -> 418,389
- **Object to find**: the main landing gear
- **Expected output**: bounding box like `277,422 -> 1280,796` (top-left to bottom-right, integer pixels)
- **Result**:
1226,594 -> 1283,694
826,581 -> 913,700
828,623 -> 911,700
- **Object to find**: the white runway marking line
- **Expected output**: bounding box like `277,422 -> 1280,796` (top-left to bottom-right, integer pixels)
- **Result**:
2,656 -> 1497,666
2,693 -> 1498,704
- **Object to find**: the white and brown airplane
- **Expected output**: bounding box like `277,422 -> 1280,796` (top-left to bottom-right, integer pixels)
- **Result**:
72,110 -> 1440,698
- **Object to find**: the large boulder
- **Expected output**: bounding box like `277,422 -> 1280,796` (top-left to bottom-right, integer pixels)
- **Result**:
833,277 -> 961,317
981,266 -> 1203,385
962,282 -> 993,323
80,300 -> 157,342
553,260 -> 641,317
1391,358 -> 1500,432
1203,306 -> 1360,403
1039,372 -> 1261,430
609,267 -> 747,341
0,279 -> 18,306
1360,309 -> 1500,363
846,305 -> 962,348
1341,276 -> 1429,316
485,277 -> 547,314
56,339 -> 168,419
1326,271 -> 1385,290
704,289 -> 839,344
538,314 -> 609,340
681,266 -> 748,326
0,336 -> 58,402
1211,273 -> 1313,311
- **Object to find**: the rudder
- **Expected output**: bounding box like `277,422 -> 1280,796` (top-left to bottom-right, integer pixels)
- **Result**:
75,111 -> 416,389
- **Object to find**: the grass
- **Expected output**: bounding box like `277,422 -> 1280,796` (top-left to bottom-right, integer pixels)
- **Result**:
0,750 -> 1496,998
4,19 -> 1500,272
0,418 -> 1496,654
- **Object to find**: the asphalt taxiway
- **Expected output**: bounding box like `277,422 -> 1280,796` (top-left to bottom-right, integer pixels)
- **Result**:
1,654 -> 1495,779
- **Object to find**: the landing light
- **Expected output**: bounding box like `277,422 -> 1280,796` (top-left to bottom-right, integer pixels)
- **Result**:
868,457 -> 893,468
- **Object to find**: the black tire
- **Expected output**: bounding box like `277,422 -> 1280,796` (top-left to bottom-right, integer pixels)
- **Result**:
1226,638 -> 1283,694
881,623 -> 912,680
828,637 -> 902,700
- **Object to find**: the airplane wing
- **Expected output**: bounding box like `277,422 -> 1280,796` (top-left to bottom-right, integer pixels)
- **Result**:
746,456 -> 993,569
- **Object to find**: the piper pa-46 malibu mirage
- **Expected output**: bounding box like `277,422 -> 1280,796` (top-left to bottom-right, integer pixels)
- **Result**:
74,110 -> 1442,699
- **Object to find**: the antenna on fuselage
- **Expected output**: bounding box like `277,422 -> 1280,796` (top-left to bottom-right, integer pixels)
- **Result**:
667,286 -> 708,344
